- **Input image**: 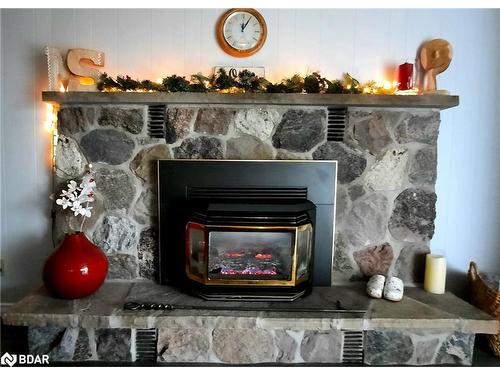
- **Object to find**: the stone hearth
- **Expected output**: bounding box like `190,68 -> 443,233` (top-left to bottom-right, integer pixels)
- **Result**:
52,93 -> 445,285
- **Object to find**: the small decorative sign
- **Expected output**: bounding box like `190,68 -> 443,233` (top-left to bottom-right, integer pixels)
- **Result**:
45,46 -> 105,92
213,66 -> 265,79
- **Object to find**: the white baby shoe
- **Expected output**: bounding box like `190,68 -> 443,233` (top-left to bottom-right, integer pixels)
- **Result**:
366,275 -> 386,298
383,276 -> 404,302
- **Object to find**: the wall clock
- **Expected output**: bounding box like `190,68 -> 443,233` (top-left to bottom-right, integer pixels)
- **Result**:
216,8 -> 267,58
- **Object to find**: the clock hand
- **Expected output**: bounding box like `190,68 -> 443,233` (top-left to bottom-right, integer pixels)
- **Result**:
242,17 -> 251,31
240,16 -> 245,32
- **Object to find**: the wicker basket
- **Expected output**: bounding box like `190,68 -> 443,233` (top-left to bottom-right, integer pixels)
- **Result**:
467,261 -> 500,357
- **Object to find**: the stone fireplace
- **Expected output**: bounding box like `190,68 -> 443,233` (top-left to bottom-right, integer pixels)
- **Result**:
53,96 -> 442,287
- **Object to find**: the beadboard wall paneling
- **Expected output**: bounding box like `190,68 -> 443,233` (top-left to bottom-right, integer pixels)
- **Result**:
1,9 -> 500,302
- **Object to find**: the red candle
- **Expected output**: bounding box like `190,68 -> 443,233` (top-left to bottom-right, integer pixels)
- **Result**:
397,63 -> 413,90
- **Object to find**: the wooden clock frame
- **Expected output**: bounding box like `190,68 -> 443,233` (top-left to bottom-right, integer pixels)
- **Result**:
216,8 -> 267,58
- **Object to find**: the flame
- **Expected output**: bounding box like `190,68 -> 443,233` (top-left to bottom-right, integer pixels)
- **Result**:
59,83 -> 66,92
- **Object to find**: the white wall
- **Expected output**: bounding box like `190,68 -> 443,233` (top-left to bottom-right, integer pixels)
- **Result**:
1,9 -> 499,302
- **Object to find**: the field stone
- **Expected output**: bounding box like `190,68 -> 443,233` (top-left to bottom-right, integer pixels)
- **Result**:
348,184 -> 366,202
313,142 -> 367,183
132,188 -> 157,225
98,107 -> 144,134
130,144 -> 170,184
389,188 -> 436,242
409,147 -> 437,185
396,112 -> 440,145
28,326 -> 66,355
353,243 -> 394,277
333,233 -> 354,274
73,329 -> 92,361
394,243 -> 430,283
275,330 -> 298,362
344,193 -> 389,247
138,228 -> 157,279
96,329 -> 131,361
94,168 -> 136,211
107,254 -> 138,279
48,328 -> 79,361
364,331 -> 413,365
80,129 -> 135,165
92,215 -> 137,254
435,332 -> 475,365
157,328 -> 210,362
353,112 -> 393,154
58,106 -> 93,135
165,107 -> 195,143
173,136 -> 223,159
194,108 -> 234,135
300,330 -> 342,363
275,149 -> 312,160
272,110 -> 325,152
55,135 -> 88,179
364,148 -> 408,191
212,328 -> 274,364
415,338 -> 440,365
234,108 -> 280,140
226,134 -> 274,159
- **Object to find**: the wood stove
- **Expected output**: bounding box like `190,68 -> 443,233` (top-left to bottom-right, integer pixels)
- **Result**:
158,160 -> 337,301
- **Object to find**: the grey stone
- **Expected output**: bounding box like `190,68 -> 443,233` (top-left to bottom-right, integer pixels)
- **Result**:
28,326 -> 65,355
344,193 -> 389,247
49,327 -> 79,361
55,135 -> 88,179
234,108 -> 280,140
212,328 -> 274,364
364,148 -> 409,191
353,243 -> 394,278
389,188 -> 437,242
80,129 -> 135,165
353,112 -> 393,154
94,168 -> 136,211
194,108 -> 234,135
394,243 -> 430,284
313,142 -> 367,183
73,329 -> 92,361
173,136 -> 223,159
130,144 -> 171,184
333,234 -> 354,273
136,137 -> 161,146
348,184 -> 365,202
396,112 -> 440,145
335,185 -> 348,222
275,150 -> 312,160
275,330 -> 298,363
435,332 -> 475,365
92,215 -> 137,254
98,107 -> 144,134
107,254 -> 138,279
300,330 -> 342,363
58,106 -> 93,135
364,330 -> 413,365
415,338 -> 440,365
96,329 -> 131,361
226,134 -> 274,159
157,328 -> 210,362
132,188 -> 157,225
409,147 -> 437,185
138,228 -> 157,279
272,110 -> 325,152
165,107 -> 195,143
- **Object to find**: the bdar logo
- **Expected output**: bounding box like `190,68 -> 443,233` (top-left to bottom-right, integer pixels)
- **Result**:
1,352 -> 17,367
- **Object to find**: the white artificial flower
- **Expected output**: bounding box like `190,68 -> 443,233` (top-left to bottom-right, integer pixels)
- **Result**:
55,197 -> 72,209
67,180 -> 78,193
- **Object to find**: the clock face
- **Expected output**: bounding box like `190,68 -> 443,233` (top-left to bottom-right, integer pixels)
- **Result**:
223,11 -> 262,51
217,9 -> 267,57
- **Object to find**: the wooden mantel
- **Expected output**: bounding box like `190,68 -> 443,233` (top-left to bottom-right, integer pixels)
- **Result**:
42,91 -> 459,109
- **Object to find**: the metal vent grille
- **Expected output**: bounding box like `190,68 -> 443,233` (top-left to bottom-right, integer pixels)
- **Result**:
342,330 -> 364,364
135,328 -> 158,363
327,107 -> 347,141
148,105 -> 166,138
187,186 -> 308,201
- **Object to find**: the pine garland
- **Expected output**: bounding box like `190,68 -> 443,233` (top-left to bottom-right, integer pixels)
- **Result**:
97,68 -> 397,95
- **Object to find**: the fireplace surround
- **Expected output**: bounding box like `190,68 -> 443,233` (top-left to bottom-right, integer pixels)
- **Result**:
157,160 -> 336,300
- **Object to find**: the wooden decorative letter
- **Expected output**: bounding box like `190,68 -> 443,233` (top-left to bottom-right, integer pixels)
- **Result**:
45,46 -> 70,91
419,39 -> 452,93
66,48 -> 105,91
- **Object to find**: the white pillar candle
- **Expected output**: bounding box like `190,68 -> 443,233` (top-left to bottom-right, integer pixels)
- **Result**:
424,254 -> 447,294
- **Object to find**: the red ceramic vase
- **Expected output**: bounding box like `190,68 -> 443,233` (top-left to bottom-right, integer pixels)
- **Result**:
43,232 -> 108,299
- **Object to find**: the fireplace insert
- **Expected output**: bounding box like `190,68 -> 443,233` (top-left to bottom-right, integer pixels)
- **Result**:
158,160 -> 337,301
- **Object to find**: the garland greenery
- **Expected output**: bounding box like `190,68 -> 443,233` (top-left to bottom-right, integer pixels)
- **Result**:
97,68 -> 399,95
